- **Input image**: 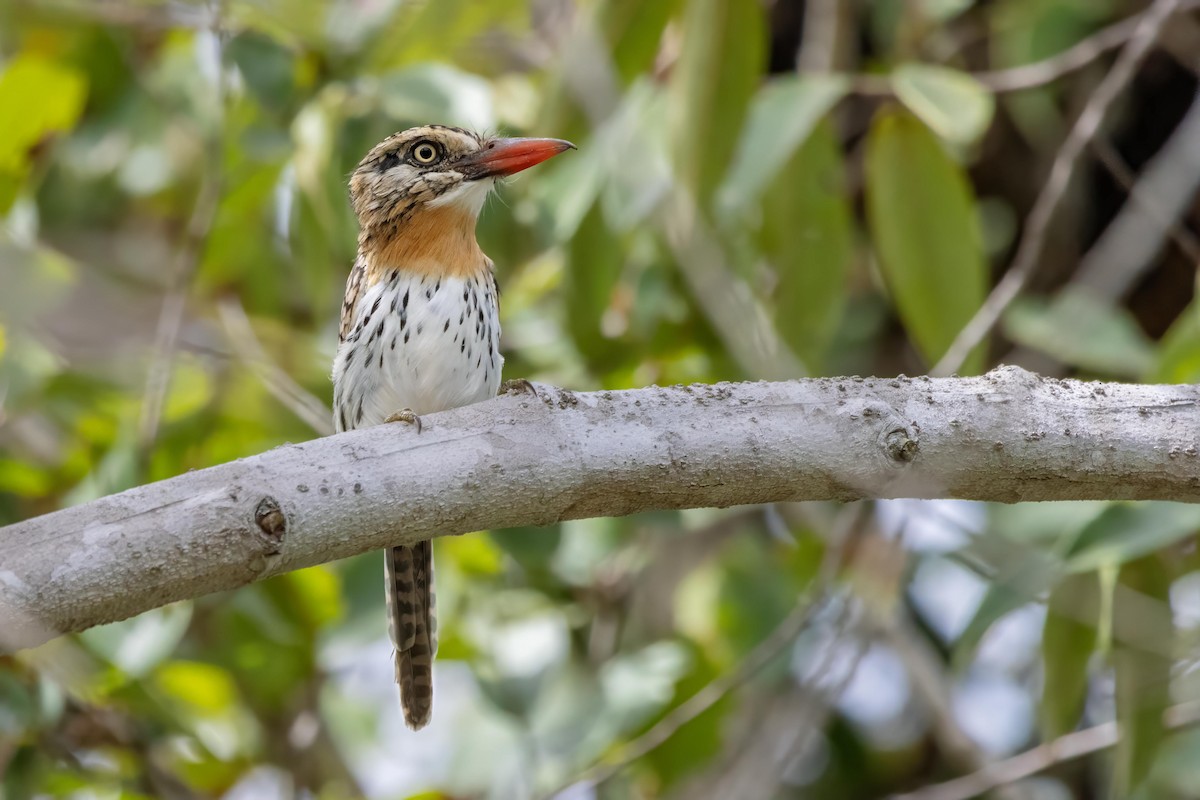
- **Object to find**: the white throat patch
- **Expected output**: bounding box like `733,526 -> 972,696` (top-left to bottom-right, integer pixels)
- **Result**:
429,176 -> 495,217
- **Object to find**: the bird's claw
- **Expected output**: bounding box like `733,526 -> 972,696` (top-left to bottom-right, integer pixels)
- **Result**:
500,378 -> 538,398
385,408 -> 423,434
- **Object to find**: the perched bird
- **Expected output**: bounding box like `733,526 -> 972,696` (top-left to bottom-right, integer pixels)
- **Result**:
332,125 -> 573,729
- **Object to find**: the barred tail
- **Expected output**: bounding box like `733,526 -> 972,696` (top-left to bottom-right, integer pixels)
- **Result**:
385,542 -> 437,730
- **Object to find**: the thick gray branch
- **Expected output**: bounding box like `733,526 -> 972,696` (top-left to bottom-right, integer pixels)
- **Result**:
3,366 -> 1199,649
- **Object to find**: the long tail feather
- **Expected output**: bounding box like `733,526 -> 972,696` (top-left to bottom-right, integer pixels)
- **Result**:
385,542 -> 436,729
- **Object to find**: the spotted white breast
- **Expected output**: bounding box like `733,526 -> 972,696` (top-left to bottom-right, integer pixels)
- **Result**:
332,267 -> 502,431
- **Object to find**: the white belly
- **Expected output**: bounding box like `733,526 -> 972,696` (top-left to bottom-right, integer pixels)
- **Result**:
332,270 -> 502,430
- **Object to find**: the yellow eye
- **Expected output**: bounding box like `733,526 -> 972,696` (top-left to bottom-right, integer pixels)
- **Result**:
411,141 -> 441,165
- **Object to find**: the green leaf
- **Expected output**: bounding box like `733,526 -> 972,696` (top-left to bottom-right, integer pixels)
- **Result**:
1113,554 -> 1173,795
564,203 -> 625,367
892,64 -> 995,147
1065,503 -> 1200,574
719,74 -> 848,212
599,0 -> 683,85
668,0 -> 765,204
865,108 -> 987,372
377,64 -> 495,131
155,661 -> 239,715
1004,289 -> 1156,378
1152,297 -> 1200,383
80,604 -> 193,679
0,53 -> 87,172
760,119 -> 853,367
1040,571 -> 1100,738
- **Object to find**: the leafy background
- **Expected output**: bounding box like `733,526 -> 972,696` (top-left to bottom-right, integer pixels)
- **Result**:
2,0 -> 1200,798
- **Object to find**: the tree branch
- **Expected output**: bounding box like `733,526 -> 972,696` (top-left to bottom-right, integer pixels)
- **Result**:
3,366 -> 1199,650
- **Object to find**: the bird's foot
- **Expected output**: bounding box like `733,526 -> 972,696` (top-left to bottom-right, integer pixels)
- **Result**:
385,408 -> 423,434
500,378 -> 538,398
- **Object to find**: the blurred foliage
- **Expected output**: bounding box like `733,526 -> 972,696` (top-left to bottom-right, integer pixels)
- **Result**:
1,0 -> 1200,798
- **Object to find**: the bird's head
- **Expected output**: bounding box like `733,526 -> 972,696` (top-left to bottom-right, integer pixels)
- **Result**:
350,125 -> 574,236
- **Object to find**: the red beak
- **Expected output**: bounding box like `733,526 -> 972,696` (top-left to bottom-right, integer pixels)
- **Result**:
460,137 -> 575,179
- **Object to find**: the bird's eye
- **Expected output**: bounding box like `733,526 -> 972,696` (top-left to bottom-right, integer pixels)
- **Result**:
410,141 -> 442,165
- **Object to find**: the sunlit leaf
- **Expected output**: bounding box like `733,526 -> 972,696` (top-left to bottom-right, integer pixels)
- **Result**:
286,565 -> 344,630
0,53 -> 87,172
441,533 -> 504,576
155,661 -> 239,715
1113,555 -> 1173,794
865,108 -> 987,371
892,64 -> 994,147
1040,571 -> 1100,738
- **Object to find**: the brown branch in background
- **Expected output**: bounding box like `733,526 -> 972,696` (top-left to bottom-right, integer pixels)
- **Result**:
796,0 -> 841,74
216,298 -> 334,437
932,0 -> 1188,377
547,505 -> 866,798
8,0 -> 218,32
890,702 -> 1200,800
1091,136 -> 1200,266
136,3 -> 227,461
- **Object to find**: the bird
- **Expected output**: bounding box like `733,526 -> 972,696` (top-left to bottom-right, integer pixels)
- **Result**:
332,125 -> 574,730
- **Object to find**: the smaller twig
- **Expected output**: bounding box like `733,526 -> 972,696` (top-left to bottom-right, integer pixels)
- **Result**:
136,2 -> 228,458
890,701 -> 1200,800
797,0 -> 841,74
546,504 -> 865,798
932,0 -> 1186,377
215,298 -> 334,437
1091,136 -> 1200,265
851,1 -> 1200,97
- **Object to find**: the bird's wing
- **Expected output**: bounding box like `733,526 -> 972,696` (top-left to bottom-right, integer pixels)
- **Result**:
339,254 -> 367,343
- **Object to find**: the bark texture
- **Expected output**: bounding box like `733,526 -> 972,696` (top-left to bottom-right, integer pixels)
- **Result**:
3,366 -> 1199,649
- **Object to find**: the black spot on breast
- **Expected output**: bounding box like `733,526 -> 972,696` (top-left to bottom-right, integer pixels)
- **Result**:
390,336 -> 396,350
405,331 -> 410,344
444,320 -> 450,333
425,289 -> 431,300
402,289 -> 409,310
417,324 -> 423,335
460,340 -> 465,353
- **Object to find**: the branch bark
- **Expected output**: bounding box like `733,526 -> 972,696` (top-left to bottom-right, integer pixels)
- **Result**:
3,366 -> 1199,649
